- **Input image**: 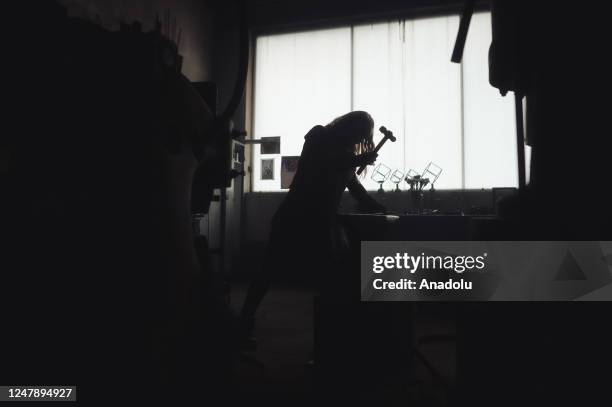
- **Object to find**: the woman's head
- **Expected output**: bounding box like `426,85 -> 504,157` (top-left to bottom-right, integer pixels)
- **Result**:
326,111 -> 374,154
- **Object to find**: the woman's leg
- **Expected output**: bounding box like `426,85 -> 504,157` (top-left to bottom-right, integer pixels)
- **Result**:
240,242 -> 281,322
240,268 -> 272,321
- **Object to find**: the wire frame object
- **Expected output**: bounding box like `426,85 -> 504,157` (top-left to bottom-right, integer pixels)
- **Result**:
422,162 -> 442,187
372,163 -> 392,192
390,169 -> 405,191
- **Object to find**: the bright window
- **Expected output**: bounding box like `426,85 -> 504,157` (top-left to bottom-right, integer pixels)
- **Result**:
252,12 -> 518,191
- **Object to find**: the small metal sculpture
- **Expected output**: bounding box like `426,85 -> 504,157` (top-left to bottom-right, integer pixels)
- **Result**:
405,169 -> 429,214
390,169 -> 405,192
423,162 -> 442,213
422,162 -> 443,191
371,163 -> 392,193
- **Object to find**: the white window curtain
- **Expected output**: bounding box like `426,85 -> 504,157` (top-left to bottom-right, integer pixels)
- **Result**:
353,15 -> 463,190
253,27 -> 351,191
253,12 -> 518,191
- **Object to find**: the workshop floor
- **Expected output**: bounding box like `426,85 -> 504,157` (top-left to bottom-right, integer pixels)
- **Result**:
229,283 -> 457,406
229,284 -> 315,404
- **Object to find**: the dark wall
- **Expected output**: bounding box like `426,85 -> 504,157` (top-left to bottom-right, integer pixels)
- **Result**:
56,1 -> 252,277
59,0 -> 214,81
5,3 -> 228,400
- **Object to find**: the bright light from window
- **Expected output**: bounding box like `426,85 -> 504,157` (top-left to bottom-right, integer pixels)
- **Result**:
252,12 -> 518,191
253,27 -> 351,191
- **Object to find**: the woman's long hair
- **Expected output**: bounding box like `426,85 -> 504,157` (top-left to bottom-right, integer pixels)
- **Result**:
325,111 -> 375,155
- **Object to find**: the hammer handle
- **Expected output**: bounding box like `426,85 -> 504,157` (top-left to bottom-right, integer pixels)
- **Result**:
355,136 -> 389,175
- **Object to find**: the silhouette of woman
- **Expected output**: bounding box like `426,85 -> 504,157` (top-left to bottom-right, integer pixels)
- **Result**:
240,111 -> 385,340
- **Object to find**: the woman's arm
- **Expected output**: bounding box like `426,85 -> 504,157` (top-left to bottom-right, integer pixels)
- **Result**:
304,126 -> 378,170
335,152 -> 378,170
347,175 -> 386,213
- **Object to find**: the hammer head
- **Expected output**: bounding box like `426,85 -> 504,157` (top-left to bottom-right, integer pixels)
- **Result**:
379,126 -> 397,142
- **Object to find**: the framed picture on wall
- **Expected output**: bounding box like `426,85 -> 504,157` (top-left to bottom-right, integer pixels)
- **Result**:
281,156 -> 300,189
261,158 -> 275,180
260,136 -> 281,154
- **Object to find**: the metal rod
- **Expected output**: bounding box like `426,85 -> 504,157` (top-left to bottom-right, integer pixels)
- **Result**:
451,0 -> 475,63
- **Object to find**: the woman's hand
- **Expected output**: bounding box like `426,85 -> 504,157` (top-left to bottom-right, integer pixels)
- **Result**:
356,152 -> 378,167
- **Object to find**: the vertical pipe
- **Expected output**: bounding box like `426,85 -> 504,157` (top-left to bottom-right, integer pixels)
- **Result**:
460,56 -> 466,188
350,25 -> 354,111
515,92 -> 526,190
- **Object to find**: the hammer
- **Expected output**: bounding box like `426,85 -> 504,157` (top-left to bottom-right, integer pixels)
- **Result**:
356,126 -> 397,175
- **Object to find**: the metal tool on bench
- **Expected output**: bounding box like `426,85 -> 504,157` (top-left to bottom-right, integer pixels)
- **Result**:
356,126 -> 397,175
